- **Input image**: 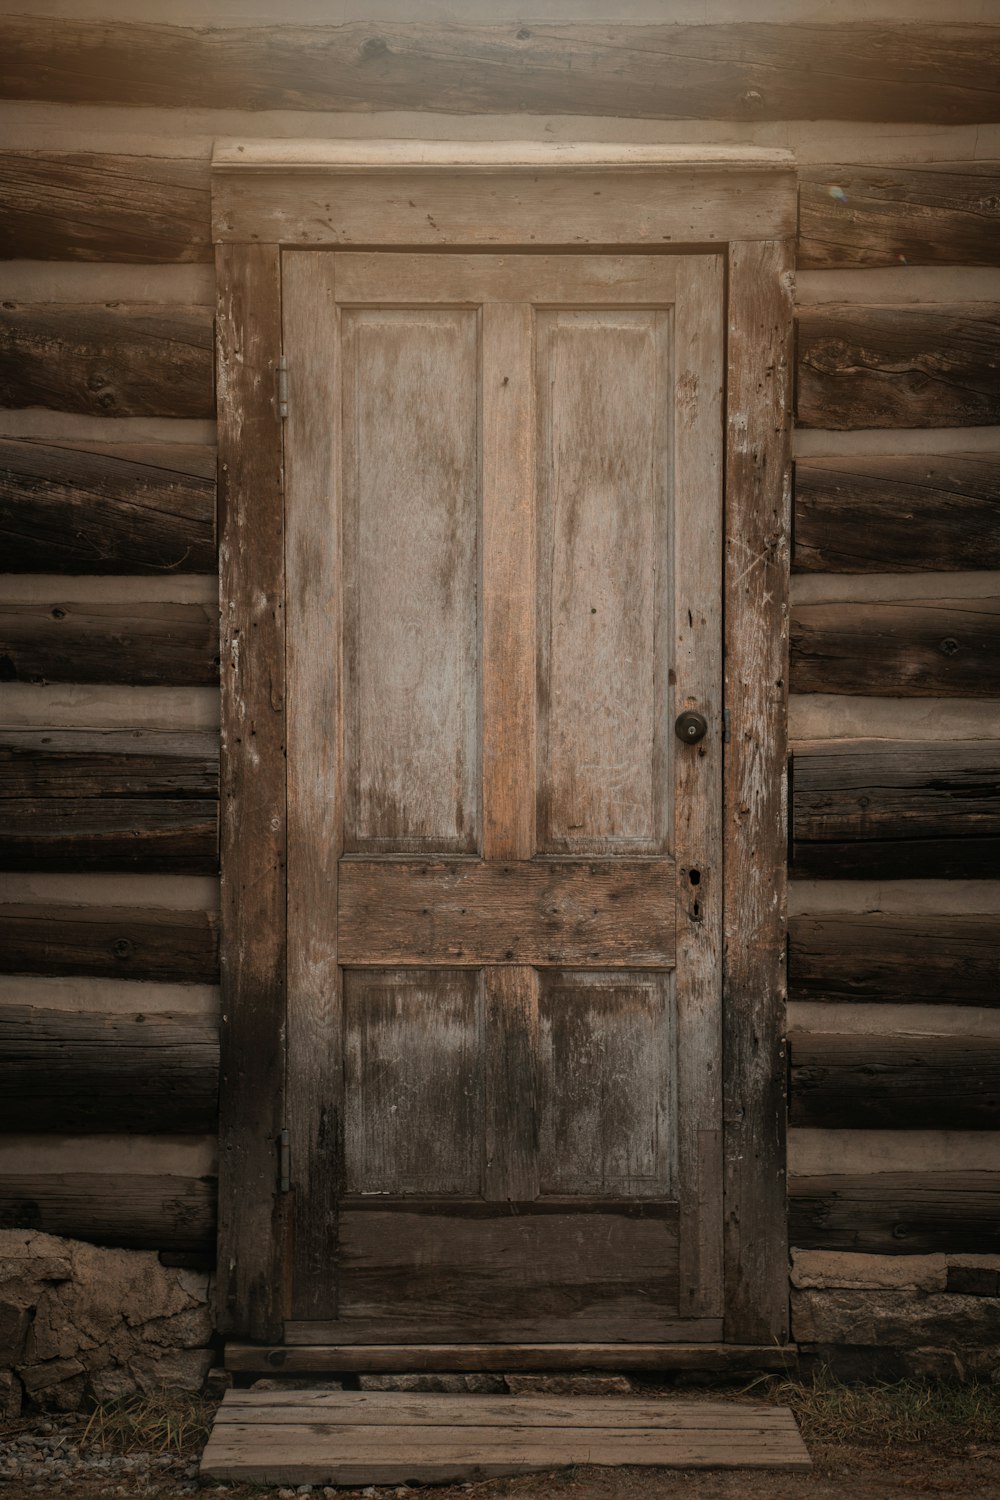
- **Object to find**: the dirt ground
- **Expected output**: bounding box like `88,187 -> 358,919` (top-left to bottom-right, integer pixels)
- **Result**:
3,1443 -> 1000,1500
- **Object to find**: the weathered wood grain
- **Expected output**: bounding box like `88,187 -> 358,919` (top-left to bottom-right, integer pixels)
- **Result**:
282,251 -> 341,1323
789,1172 -> 1000,1253
342,971 -> 483,1197
341,304 -> 479,855
723,238 -> 793,1345
789,913 -> 1000,1007
0,1172 -> 215,1251
0,439 -> 216,574
293,1205 -> 684,1345
483,968 -> 539,1204
0,600 -> 219,686
790,597 -> 1000,696
0,1006 -> 219,1132
201,1392 -> 811,1483
215,241 -> 287,1342
0,799 -> 218,872
0,729 -> 215,795
535,306 -> 670,855
215,159 -> 794,249
0,729 -> 218,872
0,904 -> 219,982
0,151 -> 211,262
225,1343 -> 796,1374
798,162 -> 1000,269
481,300 -> 534,863
2,19 -> 998,122
790,1035 -> 1000,1130
792,739 -> 1000,878
796,305 -> 1000,429
0,303 -> 214,419
793,454 -> 1000,573
337,859 -> 676,968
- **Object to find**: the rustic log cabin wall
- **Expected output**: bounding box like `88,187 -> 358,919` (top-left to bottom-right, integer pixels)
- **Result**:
1,0 -> 999,1374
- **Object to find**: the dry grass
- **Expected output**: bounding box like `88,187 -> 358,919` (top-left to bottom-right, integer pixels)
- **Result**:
754,1370 -> 1000,1450
79,1391 -> 215,1456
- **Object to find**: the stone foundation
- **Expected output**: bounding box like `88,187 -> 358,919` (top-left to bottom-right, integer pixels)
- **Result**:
791,1250 -> 1000,1382
0,1231 -> 215,1418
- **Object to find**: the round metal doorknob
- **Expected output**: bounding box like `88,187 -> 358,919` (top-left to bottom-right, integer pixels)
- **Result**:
675,710 -> 709,745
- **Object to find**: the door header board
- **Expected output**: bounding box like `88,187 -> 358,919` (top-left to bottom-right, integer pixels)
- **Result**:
210,138 -> 797,247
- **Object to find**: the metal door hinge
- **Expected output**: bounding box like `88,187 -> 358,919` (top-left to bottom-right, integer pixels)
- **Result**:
723,709 -> 732,744
279,1127 -> 291,1193
275,355 -> 288,420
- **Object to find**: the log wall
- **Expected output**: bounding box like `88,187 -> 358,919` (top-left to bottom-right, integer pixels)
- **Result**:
1,0 -> 998,1294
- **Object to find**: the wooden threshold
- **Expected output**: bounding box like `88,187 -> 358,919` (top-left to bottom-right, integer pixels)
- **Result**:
225,1342 -> 798,1374
201,1391 -> 811,1483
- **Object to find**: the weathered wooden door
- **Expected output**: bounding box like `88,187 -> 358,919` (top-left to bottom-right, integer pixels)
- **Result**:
281,250 -> 724,1345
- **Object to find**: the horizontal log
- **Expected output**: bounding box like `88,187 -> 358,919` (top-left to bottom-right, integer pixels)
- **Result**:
0,151 -> 211,263
0,801 -> 218,873
792,739 -> 1000,878
793,454 -> 1000,572
1,20 -> 997,122
0,303 -> 214,419
0,729 -> 219,871
789,1171 -> 1000,1253
0,1006 -> 219,1133
790,597 -> 1000,696
0,1172 -> 215,1252
0,729 -> 218,797
798,162 -> 1000,269
796,305 -> 1000,429
0,438 -> 216,574
0,904 -> 219,982
790,1035 -> 1000,1130
0,601 -> 220,686
789,913 -> 1000,1006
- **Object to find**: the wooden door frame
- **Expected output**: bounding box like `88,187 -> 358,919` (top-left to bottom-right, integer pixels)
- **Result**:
212,141 -> 796,1350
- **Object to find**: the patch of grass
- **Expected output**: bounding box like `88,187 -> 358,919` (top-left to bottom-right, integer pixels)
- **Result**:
79,1391 -> 215,1456
754,1370 -> 1000,1449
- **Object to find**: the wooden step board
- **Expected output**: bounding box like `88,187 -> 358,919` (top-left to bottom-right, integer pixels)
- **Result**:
200,1390 -> 812,1484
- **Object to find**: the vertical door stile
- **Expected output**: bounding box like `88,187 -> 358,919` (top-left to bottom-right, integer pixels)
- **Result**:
673,256 -> 725,1317
481,299 -> 540,1205
283,251 -> 344,1320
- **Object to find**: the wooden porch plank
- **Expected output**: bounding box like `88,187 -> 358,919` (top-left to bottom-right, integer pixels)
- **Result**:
201,1392 -> 810,1482
217,1393 -> 794,1425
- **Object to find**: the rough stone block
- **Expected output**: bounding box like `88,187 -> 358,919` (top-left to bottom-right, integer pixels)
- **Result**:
358,1373 -> 506,1393
947,1267 -> 1000,1297
249,1377 -> 344,1392
792,1288 -> 1000,1349
131,1348 -> 214,1394
18,1356 -> 85,1394
205,1366 -> 233,1399
0,1229 -> 214,1410
504,1374 -> 634,1395
790,1251 -> 947,1292
0,1368 -> 21,1421
0,1302 -> 29,1365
